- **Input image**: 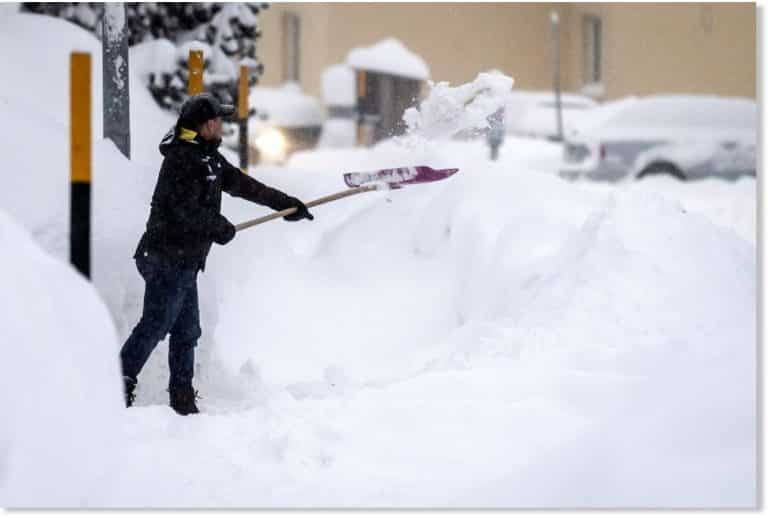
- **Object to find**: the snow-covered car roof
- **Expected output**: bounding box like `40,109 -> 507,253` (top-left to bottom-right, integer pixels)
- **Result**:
504,90 -> 598,138
574,95 -> 757,140
505,90 -> 597,110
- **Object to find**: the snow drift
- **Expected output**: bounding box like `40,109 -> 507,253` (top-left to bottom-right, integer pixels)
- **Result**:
0,210 -> 124,507
0,9 -> 756,508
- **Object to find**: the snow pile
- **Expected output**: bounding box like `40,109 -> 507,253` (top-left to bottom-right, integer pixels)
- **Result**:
0,210 -> 124,507
598,175 -> 757,244
130,38 -> 178,86
346,38 -> 430,80
248,82 -> 324,128
0,11 -> 187,403
403,71 -> 514,139
177,40 -> 238,85
0,3 -> 19,16
0,10 -> 756,508
321,63 -> 356,106
317,119 -> 356,148
444,191 -> 756,507
214,141 -> 755,506
317,64 -> 357,148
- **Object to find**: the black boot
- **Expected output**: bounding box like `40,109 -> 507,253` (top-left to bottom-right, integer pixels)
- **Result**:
169,385 -> 200,416
123,376 -> 136,408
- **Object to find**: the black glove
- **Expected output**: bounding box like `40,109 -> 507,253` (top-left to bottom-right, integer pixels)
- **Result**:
283,196 -> 314,222
212,215 -> 236,245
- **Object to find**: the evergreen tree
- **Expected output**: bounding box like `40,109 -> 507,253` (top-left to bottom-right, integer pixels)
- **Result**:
22,2 -> 266,116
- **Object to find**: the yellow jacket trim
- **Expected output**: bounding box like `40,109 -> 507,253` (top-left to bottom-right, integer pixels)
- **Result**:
179,127 -> 198,142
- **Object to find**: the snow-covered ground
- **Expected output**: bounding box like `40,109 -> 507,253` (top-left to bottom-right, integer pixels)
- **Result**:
0,10 -> 757,508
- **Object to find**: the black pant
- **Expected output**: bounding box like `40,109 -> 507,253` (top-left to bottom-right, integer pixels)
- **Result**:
120,253 -> 201,389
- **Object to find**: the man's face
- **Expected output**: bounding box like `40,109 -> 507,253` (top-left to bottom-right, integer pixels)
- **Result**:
201,117 -> 223,140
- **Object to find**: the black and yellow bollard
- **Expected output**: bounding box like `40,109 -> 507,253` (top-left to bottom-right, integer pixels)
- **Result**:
70,52 -> 91,279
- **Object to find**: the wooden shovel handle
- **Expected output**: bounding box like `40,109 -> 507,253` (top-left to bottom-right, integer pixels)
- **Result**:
234,184 -> 378,232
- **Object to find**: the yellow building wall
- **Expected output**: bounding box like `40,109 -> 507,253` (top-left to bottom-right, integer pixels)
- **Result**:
559,3 -> 755,99
323,3 -> 555,91
258,3 -> 332,98
258,2 -> 756,102
259,3 -> 557,99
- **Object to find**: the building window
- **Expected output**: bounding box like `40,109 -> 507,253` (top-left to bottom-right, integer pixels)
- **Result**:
582,14 -> 602,84
700,5 -> 713,33
282,11 -> 300,82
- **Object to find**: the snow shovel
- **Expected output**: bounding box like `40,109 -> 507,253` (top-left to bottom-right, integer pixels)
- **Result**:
234,165 -> 459,232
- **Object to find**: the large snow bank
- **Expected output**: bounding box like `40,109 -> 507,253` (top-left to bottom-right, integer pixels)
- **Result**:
583,175 -> 756,244
0,10 -> 756,508
346,38 -> 430,80
0,209 -> 124,506
0,11 -> 193,405
0,3 -> 18,16
211,136 -> 756,506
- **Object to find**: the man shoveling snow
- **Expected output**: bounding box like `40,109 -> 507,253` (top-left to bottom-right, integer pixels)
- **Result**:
120,93 -> 314,415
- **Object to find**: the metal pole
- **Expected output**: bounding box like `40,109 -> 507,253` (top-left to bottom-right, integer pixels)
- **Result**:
356,70 -> 366,146
551,11 -> 564,142
238,64 -> 249,171
102,2 -> 130,158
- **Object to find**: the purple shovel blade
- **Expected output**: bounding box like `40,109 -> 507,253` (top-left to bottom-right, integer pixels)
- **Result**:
343,165 -> 459,188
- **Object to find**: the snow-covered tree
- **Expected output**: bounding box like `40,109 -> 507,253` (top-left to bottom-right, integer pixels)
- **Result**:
22,2 -> 266,115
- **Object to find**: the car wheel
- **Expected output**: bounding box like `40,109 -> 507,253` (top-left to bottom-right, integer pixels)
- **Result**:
637,162 -> 686,180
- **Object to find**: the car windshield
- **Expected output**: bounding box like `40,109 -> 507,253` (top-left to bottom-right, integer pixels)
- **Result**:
605,96 -> 756,129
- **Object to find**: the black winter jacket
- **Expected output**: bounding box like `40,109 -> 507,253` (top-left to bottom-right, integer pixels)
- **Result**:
135,127 -> 296,271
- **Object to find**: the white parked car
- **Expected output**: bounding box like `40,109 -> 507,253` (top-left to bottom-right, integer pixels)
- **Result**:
560,95 -> 757,181
504,90 -> 598,140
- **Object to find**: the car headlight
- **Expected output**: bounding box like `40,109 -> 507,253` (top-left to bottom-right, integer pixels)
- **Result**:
254,127 -> 288,162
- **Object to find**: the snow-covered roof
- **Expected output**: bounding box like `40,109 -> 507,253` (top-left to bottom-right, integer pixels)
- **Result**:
346,38 -> 429,80
322,64 -> 356,106
248,82 -> 324,128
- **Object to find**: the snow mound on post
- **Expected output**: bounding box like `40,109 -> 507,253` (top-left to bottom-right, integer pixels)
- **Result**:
0,210 -> 124,507
346,38 -> 430,79
178,39 -> 212,58
403,71 -> 514,139
249,82 -> 324,127
130,38 -> 177,82
322,63 -> 356,106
